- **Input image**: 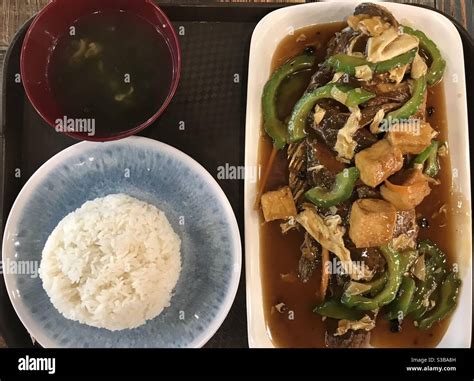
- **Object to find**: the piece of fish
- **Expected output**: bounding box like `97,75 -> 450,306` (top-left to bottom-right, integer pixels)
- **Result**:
311,99 -> 378,153
298,232 -> 321,283
354,2 -> 399,28
287,141 -> 307,204
325,318 -> 371,348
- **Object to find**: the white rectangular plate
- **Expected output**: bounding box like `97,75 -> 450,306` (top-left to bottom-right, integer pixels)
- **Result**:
244,1 -> 472,348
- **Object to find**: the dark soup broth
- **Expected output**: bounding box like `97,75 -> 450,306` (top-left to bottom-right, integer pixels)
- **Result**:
48,10 -> 173,134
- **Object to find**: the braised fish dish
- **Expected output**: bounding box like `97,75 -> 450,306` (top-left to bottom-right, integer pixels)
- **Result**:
257,3 -> 460,348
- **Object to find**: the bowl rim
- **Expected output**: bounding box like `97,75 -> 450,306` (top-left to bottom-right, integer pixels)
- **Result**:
2,136 -> 242,348
20,0 -> 182,142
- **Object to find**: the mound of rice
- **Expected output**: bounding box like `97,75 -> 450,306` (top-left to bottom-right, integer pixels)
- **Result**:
39,194 -> 181,331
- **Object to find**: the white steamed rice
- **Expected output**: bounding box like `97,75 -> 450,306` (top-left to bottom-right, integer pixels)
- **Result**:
39,194 -> 181,331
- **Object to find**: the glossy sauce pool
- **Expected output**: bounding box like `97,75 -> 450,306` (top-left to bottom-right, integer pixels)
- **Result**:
258,22 -> 454,348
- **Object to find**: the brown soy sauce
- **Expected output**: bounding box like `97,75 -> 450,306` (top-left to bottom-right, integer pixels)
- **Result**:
48,10 -> 173,135
259,22 -> 454,348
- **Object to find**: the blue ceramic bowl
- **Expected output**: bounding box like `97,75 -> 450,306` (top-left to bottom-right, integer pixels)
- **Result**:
2,136 -> 241,348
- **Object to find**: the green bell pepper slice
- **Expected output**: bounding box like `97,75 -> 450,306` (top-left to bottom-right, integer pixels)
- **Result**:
408,240 -> 447,319
341,245 -> 402,311
385,276 -> 416,321
402,26 -> 446,86
288,84 -> 375,143
385,75 -> 427,121
262,53 -> 316,149
417,272 -> 461,330
325,54 -> 368,76
325,48 -> 417,76
412,140 -> 439,177
305,167 -> 359,208
314,299 -> 365,321
375,49 -> 418,73
346,273 -> 389,298
366,273 -> 389,297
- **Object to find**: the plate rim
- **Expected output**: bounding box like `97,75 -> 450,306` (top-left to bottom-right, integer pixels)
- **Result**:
2,135 -> 242,348
244,1 -> 472,348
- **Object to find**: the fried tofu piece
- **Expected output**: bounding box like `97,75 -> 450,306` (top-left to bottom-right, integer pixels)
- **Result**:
355,139 -> 404,187
380,168 -> 431,210
261,186 -> 297,222
349,199 -> 397,248
386,121 -> 435,154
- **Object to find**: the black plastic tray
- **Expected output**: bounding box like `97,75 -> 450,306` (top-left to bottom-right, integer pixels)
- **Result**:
0,2 -> 294,348
1,2 -> 473,349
